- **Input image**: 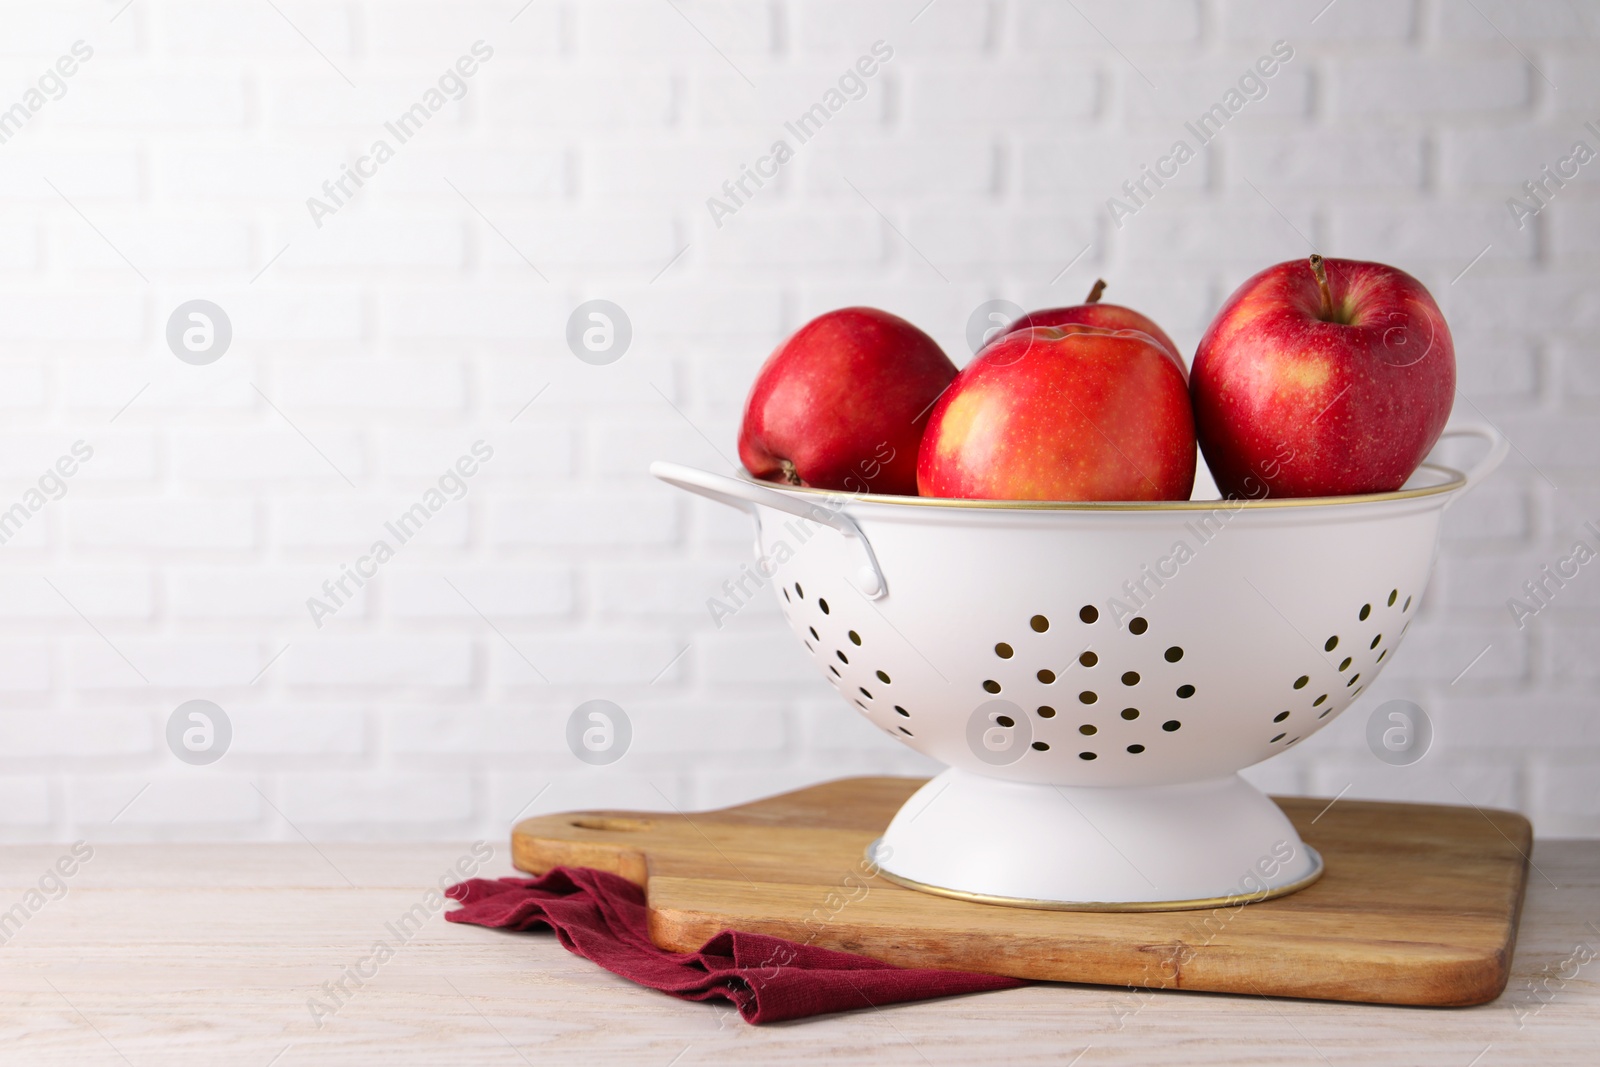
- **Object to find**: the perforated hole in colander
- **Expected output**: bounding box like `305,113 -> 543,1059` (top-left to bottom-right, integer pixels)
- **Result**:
1079,605 -> 1098,624
1271,732 -> 1286,743
1079,724 -> 1096,735
995,642 -> 1013,658
1359,603 -> 1371,620
1325,635 -> 1339,652
982,680 -> 1001,694
1038,669 -> 1056,683
783,587 -> 790,603
1127,744 -> 1145,754
1163,720 -> 1182,731
1037,705 -> 1056,718
796,583 -> 804,598
859,687 -> 872,699
818,598 -> 830,614
836,650 -> 848,664
809,626 -> 819,640
876,670 -> 891,684
1079,651 -> 1098,667
1371,633 -> 1382,648
1404,595 -> 1412,611
1388,589 -> 1397,606
1313,693 -> 1328,706
1176,684 -> 1195,699
1165,646 -> 1183,662
1128,617 -> 1148,634
1079,690 -> 1097,704
1339,657 -> 1352,671
1122,671 -> 1140,686
829,665 -> 840,677
1347,673 -> 1360,686
1121,707 -> 1139,720
1031,741 -> 1049,751
1079,751 -> 1097,760
894,705 -> 909,717
1294,675 -> 1309,690
1274,711 -> 1290,722
849,630 -> 861,645
1031,615 -> 1049,632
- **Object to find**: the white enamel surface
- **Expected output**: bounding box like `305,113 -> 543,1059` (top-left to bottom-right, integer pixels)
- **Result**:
762,485 -> 1446,788
875,769 -> 1319,905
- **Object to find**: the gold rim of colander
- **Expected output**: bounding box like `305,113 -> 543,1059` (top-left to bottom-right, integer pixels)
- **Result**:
748,463 -> 1466,511
866,842 -> 1326,912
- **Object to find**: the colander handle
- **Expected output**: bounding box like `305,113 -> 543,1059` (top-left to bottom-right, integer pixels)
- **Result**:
1436,422 -> 1509,501
649,461 -> 888,599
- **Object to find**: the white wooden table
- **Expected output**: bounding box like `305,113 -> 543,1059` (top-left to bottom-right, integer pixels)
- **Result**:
1,840 -> 1595,1065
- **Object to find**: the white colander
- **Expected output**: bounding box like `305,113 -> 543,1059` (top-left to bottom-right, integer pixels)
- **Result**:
652,424 -> 1506,910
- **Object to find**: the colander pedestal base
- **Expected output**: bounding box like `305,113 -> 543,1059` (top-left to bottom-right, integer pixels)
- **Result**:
870,769 -> 1323,911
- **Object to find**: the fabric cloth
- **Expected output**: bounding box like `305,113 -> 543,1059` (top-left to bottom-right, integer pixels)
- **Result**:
445,866 -> 1025,1024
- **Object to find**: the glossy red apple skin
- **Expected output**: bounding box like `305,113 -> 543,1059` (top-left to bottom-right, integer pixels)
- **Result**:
917,325 -> 1196,502
739,307 -> 957,496
1192,257 -> 1455,499
1002,303 -> 1185,377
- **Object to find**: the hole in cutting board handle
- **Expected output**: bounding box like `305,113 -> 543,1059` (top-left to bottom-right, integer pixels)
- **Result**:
570,817 -> 655,832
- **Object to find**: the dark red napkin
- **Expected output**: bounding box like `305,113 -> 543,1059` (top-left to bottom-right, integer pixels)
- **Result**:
445,866 -> 1025,1024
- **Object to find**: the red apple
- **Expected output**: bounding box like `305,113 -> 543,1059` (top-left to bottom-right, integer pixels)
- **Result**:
917,324 -> 1196,502
1000,279 -> 1185,376
1192,255 -> 1455,498
739,307 -> 957,496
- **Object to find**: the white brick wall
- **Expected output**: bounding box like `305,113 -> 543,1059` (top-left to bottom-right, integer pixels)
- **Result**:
0,0 -> 1596,842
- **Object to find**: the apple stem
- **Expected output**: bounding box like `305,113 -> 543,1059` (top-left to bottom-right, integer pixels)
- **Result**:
1309,254 -> 1334,321
1085,279 -> 1107,304
778,459 -> 802,486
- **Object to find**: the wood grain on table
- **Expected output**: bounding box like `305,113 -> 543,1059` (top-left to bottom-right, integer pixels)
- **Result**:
0,840 -> 1595,1066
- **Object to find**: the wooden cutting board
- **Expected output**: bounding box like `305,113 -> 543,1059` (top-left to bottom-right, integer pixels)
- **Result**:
511,776 -> 1532,1007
